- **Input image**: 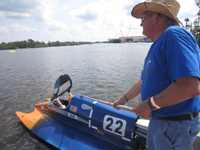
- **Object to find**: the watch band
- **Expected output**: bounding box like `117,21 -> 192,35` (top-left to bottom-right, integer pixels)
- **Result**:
150,97 -> 161,109
148,97 -> 157,111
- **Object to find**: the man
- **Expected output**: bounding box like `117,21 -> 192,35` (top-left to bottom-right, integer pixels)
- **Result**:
113,0 -> 200,150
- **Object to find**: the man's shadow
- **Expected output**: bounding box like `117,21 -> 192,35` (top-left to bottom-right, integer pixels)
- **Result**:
193,135 -> 200,150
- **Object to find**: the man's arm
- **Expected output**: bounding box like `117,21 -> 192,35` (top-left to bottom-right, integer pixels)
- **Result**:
154,76 -> 200,107
113,79 -> 142,109
136,76 -> 200,118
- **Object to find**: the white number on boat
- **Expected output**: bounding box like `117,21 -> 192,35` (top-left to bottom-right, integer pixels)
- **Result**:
103,115 -> 126,136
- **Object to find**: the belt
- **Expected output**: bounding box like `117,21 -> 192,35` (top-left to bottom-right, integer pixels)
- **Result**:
158,112 -> 199,121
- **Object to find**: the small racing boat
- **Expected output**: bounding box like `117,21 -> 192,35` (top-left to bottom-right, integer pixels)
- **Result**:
16,74 -> 149,150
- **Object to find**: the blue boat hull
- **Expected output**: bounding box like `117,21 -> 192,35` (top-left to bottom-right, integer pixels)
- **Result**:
16,94 -> 144,150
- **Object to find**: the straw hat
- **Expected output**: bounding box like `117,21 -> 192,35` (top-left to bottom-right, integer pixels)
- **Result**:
131,0 -> 181,26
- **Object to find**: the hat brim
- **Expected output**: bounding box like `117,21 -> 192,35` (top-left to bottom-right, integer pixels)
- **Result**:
131,2 -> 179,25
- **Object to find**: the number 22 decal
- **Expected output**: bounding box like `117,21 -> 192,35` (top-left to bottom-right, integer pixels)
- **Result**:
103,115 -> 126,136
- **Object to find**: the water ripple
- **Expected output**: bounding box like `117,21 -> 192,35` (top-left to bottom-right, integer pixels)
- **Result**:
0,43 -> 151,149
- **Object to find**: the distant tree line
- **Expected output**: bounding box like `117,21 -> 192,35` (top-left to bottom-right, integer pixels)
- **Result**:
0,39 -> 92,50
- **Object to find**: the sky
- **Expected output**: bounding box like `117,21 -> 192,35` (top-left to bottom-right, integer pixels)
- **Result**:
0,0 -> 199,43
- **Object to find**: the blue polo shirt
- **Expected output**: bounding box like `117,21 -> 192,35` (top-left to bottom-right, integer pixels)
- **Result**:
141,26 -> 200,118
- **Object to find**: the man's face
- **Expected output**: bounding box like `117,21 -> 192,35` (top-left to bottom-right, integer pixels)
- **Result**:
140,12 -> 155,36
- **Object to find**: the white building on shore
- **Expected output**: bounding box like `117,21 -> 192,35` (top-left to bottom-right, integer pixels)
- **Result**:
108,35 -> 150,43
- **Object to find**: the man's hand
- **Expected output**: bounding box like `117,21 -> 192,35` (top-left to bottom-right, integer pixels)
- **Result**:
135,99 -> 152,118
113,96 -> 127,110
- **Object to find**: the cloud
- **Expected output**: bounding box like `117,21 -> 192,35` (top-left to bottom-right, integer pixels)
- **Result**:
124,4 -> 134,16
61,6 -> 69,11
40,0 -> 59,21
70,0 -> 136,38
0,0 -> 41,20
6,12 -> 31,19
2,0 -> 198,43
177,0 -> 199,19
47,20 -> 69,31
70,2 -> 98,22
0,0 -> 67,32
71,0 -> 134,26
0,0 -> 40,13
0,26 -> 9,33
0,23 -> 40,43
0,0 -> 59,21
76,11 -> 98,21
0,23 -> 37,33
60,0 -> 139,42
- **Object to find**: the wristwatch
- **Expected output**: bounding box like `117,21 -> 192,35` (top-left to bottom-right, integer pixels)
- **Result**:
148,97 -> 157,111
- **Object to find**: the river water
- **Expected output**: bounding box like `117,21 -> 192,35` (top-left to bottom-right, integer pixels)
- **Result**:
0,43 -> 151,150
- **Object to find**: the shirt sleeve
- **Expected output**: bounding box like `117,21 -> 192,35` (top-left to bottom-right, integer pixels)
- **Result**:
164,28 -> 200,82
